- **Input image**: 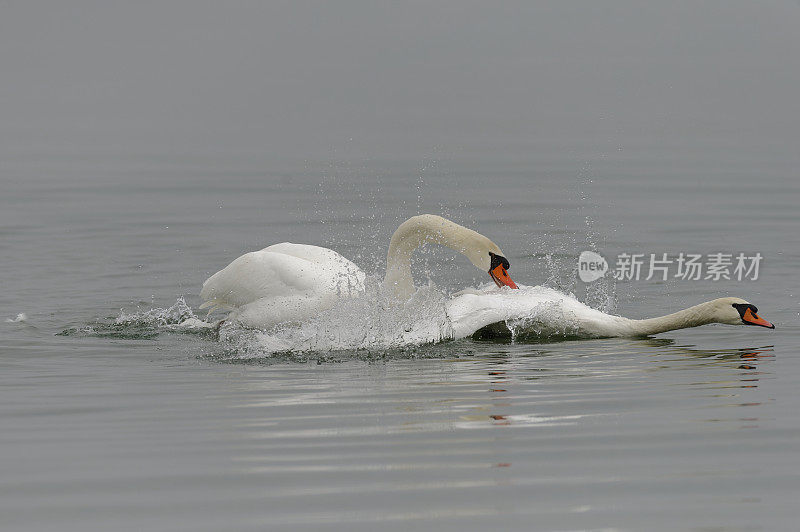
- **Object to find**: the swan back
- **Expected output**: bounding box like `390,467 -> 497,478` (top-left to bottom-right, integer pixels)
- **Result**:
200,243 -> 365,322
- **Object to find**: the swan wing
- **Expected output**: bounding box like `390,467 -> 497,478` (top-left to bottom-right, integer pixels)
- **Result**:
262,243 -> 366,296
200,243 -> 364,312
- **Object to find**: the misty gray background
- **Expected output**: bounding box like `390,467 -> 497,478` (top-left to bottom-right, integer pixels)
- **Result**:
3,1 -> 798,164
2,2 -> 800,531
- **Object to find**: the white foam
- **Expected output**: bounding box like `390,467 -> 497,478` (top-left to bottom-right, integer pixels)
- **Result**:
213,281 -> 625,358
6,313 -> 27,323
218,278 -> 453,358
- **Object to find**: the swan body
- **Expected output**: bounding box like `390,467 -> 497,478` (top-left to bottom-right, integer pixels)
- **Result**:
200,243 -> 365,328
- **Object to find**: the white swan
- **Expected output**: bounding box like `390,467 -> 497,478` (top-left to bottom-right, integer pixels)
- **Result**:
446,286 -> 774,340
200,214 -> 517,329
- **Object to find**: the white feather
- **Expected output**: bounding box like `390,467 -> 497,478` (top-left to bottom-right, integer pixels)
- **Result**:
200,243 -> 365,329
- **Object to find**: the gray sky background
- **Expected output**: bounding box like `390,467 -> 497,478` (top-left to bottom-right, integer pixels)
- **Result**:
2,1 -> 799,165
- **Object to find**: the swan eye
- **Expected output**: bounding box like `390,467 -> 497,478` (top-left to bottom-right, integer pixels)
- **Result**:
732,303 -> 758,317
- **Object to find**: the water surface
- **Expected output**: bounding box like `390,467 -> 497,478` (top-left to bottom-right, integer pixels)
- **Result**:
3,2 -> 800,531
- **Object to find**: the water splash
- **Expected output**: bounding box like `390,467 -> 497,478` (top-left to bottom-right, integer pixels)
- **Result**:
212,282 -> 619,359
60,284 -> 619,358
216,276 -> 454,359
58,298 -> 212,339
505,299 -> 583,341
115,297 -> 200,328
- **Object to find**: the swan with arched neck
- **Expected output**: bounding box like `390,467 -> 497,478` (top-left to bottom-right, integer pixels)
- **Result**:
199,214 -> 516,330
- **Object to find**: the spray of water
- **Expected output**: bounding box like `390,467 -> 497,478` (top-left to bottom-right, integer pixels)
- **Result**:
216,276 -> 453,358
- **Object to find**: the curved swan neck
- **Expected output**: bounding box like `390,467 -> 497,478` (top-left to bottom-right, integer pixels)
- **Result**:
625,300 -> 718,336
383,215 -> 503,299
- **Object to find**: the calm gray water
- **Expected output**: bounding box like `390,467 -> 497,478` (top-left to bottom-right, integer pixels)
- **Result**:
3,2 -> 800,531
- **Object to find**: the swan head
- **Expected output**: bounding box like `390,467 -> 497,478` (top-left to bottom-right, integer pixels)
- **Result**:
458,237 -> 517,289
709,297 -> 775,328
488,252 -> 518,289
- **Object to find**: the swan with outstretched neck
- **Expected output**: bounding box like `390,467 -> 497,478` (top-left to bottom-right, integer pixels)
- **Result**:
199,214 -> 774,339
446,289 -> 774,340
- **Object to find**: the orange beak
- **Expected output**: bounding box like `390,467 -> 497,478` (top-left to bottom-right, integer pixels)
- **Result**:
742,307 -> 775,329
490,264 -> 518,289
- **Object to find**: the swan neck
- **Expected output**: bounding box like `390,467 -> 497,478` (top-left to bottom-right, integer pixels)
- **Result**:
627,301 -> 716,336
383,215 -> 501,299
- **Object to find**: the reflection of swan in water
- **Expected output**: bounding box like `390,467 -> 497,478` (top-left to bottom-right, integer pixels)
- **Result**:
200,214 -> 516,330
199,214 -> 774,344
